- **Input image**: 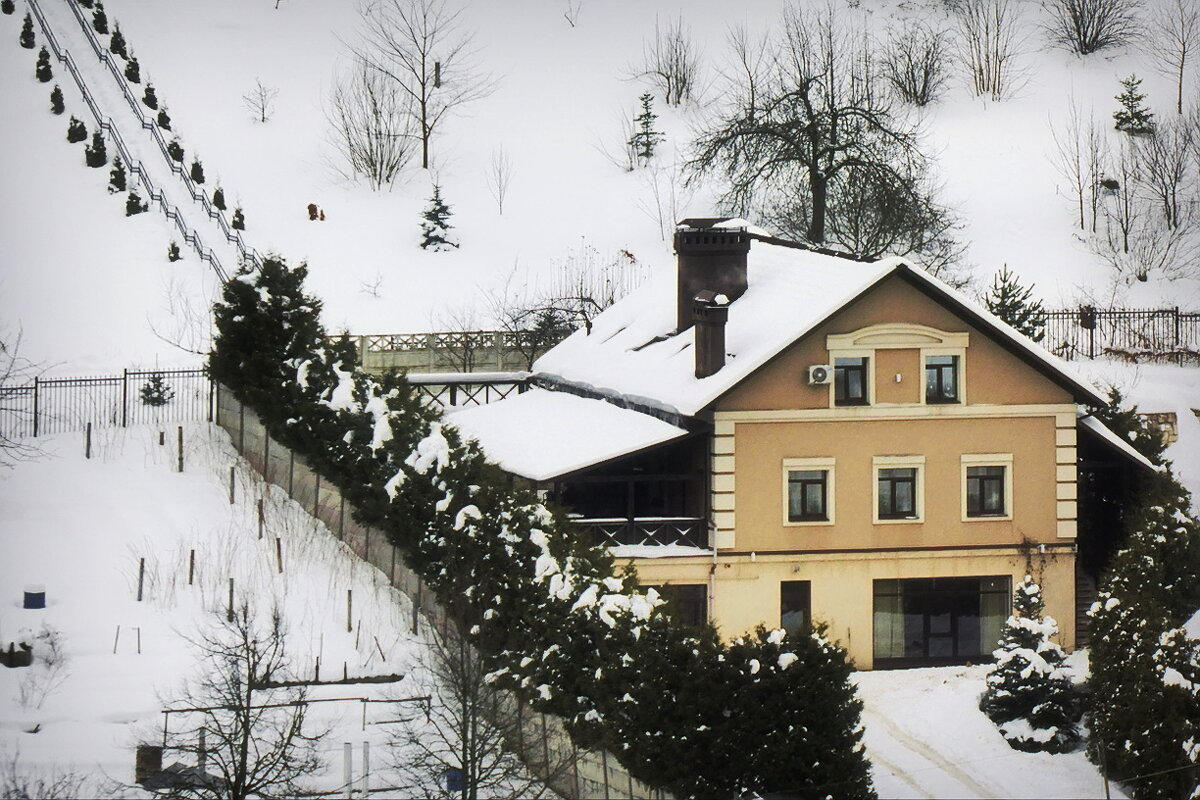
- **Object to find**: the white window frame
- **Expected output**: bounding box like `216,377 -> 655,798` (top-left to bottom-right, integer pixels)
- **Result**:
961,453 -> 1014,522
873,455 -> 925,525
782,457 -> 836,527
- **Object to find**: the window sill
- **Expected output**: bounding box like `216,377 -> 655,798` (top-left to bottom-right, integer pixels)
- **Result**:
963,513 -> 1013,522
874,516 -> 923,525
785,517 -> 834,527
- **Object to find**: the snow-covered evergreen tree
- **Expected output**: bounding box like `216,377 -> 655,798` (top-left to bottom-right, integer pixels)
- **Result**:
980,575 -> 1082,753
139,373 -> 174,407
231,207 -> 245,230
167,241 -> 181,262
1113,75 -> 1154,135
1,1 -> 15,16
166,138 -> 184,163
108,23 -> 126,59
189,157 -> 205,184
142,83 -> 157,110
123,52 -> 140,84
49,84 -> 64,115
108,156 -> 126,193
212,186 -> 226,211
125,190 -> 147,216
984,266 -> 1046,343
157,105 -> 171,130
630,92 -> 664,165
19,12 -> 34,48
420,184 -> 458,251
91,1 -> 107,35
35,46 -> 52,83
84,130 -> 107,168
66,116 -> 87,144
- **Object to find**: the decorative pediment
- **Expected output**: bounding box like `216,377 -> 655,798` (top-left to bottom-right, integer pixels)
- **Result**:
827,323 -> 969,351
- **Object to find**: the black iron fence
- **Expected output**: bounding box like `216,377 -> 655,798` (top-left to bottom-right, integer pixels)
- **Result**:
1043,307 -> 1200,363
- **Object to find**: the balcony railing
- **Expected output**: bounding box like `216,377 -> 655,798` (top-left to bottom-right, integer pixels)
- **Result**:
574,517 -> 708,549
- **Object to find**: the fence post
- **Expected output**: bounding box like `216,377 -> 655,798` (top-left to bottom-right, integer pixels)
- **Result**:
208,379 -> 215,423
1174,306 -> 1181,348
32,376 -> 39,437
122,368 -> 129,427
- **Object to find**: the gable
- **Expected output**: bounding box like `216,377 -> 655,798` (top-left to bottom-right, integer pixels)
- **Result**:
716,273 -> 1075,413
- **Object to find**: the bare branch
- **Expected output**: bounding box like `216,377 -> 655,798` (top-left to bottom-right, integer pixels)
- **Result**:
485,144 -> 513,214
325,57 -> 417,189
242,78 -> 279,123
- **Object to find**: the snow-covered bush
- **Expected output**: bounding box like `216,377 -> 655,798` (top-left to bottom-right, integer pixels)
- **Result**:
125,190 -> 147,216
156,105 -> 171,130
91,1 -> 107,35
35,46 -> 52,83
142,83 -> 157,110
107,156 -> 125,193
1,1 -> 15,16
108,23 -> 126,59
189,157 -> 205,185
208,257 -> 875,799
84,130 -> 107,168
167,241 -> 180,263
980,575 -> 1082,753
49,84 -> 64,115
123,52 -> 139,84
212,186 -> 226,211
166,137 -> 184,163
66,116 -> 87,144
19,12 -> 34,49
231,207 -> 245,230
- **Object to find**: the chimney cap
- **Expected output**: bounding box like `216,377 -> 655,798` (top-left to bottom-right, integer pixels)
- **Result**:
677,217 -> 742,231
694,289 -> 730,306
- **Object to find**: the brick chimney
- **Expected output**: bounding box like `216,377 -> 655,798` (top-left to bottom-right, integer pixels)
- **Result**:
693,290 -> 729,379
674,219 -> 752,333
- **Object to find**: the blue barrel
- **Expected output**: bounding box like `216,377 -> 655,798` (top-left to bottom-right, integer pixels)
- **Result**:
23,585 -> 45,609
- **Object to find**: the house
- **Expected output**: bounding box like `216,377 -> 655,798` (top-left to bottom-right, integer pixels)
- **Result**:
450,219 -> 1154,669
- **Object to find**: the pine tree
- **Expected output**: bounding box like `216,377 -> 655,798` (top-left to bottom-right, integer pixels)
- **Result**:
49,84 -> 64,115
66,116 -> 87,143
77,0 -> 94,8
980,575 -> 1082,753
125,190 -> 147,216
983,265 -> 1046,342
84,129 -> 107,167
34,46 -> 52,83
1113,75 -> 1155,135
419,184 -> 458,251
212,186 -> 226,211
91,1 -> 107,35
1088,387 -> 1170,465
19,12 -> 34,48
156,106 -> 171,130
108,23 -> 126,58
190,157 -> 205,184
231,207 -> 245,230
123,53 -> 140,84
167,241 -> 181,262
1,1 -> 15,16
108,155 -> 126,193
629,92 -> 664,165
166,138 -> 184,163
142,83 -> 157,110
139,373 -> 175,406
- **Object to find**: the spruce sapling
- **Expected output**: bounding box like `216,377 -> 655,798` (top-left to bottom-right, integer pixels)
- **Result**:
156,106 -> 171,130
1113,75 -> 1155,135
108,156 -> 126,193
91,2 -> 107,35
35,46 -> 52,83
66,116 -> 87,143
419,184 -> 458,251
1,1 -> 15,16
167,242 -> 181,263
142,83 -> 157,110
630,92 -> 664,165
108,23 -> 126,58
980,575 -> 1082,753
84,130 -> 107,167
190,158 -> 205,184
123,53 -> 140,84
231,207 -> 245,230
50,84 -> 64,115
983,265 -> 1046,342
20,12 -> 34,48
139,373 -> 175,405
125,190 -> 147,216
212,187 -> 226,211
166,138 -> 184,163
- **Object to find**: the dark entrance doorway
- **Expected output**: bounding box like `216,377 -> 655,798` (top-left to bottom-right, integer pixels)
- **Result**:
873,576 -> 1010,668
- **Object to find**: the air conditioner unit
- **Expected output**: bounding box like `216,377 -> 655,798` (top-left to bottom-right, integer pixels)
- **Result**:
807,364 -> 833,385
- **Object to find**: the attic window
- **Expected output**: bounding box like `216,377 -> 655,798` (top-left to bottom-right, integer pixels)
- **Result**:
834,358 -> 869,406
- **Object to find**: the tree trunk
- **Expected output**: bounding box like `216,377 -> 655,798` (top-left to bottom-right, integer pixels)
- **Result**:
808,171 -> 828,243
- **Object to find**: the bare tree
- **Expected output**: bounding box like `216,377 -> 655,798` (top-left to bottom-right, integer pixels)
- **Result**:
1043,0 -> 1141,55
0,750 -> 92,799
390,619 -> 553,800
690,4 -> 955,266
878,18 -> 952,106
485,145 -> 512,215
326,57 -> 417,190
353,0 -> 494,170
152,604 -> 324,800
1151,0 -> 1200,114
242,79 -> 279,123
594,104 -> 638,172
1049,96 -> 1112,232
0,328 -> 43,468
1141,115 -> 1196,228
955,0 -> 1025,100
636,15 -> 701,107
432,304 -> 486,372
638,151 -> 696,241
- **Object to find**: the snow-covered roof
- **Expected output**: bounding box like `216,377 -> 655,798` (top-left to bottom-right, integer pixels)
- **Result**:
447,388 -> 689,481
1077,414 -> 1160,472
534,239 -> 1105,417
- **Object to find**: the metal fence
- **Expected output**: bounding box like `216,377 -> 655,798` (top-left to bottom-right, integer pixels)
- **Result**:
1043,307 -> 1200,363
353,331 -> 561,374
1,368 -> 213,439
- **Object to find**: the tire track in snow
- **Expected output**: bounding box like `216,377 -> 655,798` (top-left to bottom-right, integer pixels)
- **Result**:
864,708 -> 997,798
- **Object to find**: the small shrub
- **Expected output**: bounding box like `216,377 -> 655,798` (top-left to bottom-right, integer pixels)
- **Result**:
108,23 -> 126,58
156,106 -> 171,130
77,0 -> 94,7
19,12 -> 34,48
1,1 -> 15,16
231,207 -> 245,230
190,158 -> 205,185
212,186 -> 226,211
108,156 -> 126,193
142,83 -> 157,110
125,190 -> 147,216
66,116 -> 87,144
166,138 -> 184,163
123,53 -> 139,84
167,241 -> 181,262
84,130 -> 107,167
91,1 -> 107,35
49,84 -> 64,115
880,20 -> 951,106
35,46 -> 52,83
139,373 -> 175,405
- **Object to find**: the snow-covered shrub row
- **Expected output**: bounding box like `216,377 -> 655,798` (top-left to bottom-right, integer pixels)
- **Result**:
208,257 -> 874,799
979,576 -> 1082,753
1085,398 -> 1200,800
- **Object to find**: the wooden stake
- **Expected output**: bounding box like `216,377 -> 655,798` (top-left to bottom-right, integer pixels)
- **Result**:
85,422 -> 92,459
343,661 -> 348,681
158,431 -> 165,446
275,537 -> 283,573
374,636 -> 386,662
112,625 -> 121,654
257,498 -> 264,539
343,743 -> 352,800
176,426 -> 184,473
227,578 -> 234,622
136,626 -> 142,655
314,656 -> 321,682
137,558 -> 145,601
346,590 -> 353,633
228,466 -> 236,505
188,549 -> 195,585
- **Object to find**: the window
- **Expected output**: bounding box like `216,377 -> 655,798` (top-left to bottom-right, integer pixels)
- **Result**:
783,458 -> 835,526
834,357 -> 869,406
780,581 -> 811,639
878,468 -> 918,519
967,466 -> 1006,516
650,584 -> 707,628
925,355 -> 959,404
873,576 -> 1010,667
787,470 -> 827,521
